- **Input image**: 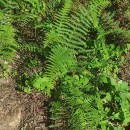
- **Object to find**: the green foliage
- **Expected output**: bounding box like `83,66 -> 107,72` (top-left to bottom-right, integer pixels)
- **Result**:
42,0 -> 129,94
0,0 -> 65,29
32,45 -> 77,95
0,0 -> 46,23
0,11 -> 17,76
0,0 -> 66,65
44,0 -> 72,47
46,45 -> 76,80
32,0 -> 130,129
50,75 -> 130,130
49,101 -> 65,128
0,0 -> 130,130
32,73 -> 54,95
44,0 -> 129,78
99,76 -> 130,129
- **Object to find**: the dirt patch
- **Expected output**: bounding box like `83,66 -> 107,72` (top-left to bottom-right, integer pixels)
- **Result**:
0,79 -> 48,130
19,91 -> 49,130
118,52 -> 130,85
0,85 -> 22,130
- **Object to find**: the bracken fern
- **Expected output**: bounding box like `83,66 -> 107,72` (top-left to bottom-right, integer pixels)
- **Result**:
0,11 -> 17,75
31,0 -> 130,129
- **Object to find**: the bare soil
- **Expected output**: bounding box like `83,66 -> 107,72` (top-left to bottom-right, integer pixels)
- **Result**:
0,78 -> 48,130
118,52 -> 130,85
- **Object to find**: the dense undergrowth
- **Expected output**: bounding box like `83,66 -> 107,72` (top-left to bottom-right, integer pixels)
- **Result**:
0,0 -> 130,130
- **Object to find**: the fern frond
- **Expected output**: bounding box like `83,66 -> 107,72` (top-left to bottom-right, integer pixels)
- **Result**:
42,1 -> 130,129
44,0 -> 111,51
43,0 -> 130,90
32,45 -> 77,96
19,43 -> 43,54
46,45 -> 77,81
0,11 -> 17,74
44,0 -> 72,47
88,0 -> 110,28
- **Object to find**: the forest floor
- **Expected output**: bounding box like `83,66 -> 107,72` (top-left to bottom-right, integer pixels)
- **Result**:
0,52 -> 130,130
18,90 -> 49,130
118,52 -> 130,85
0,79 -> 48,130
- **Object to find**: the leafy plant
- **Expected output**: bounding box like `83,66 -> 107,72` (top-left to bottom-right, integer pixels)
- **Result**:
44,0 -> 129,79
0,11 -> 17,76
50,74 -> 130,130
42,0 -> 129,94
0,0 -> 130,130
32,0 -> 130,129
32,45 -> 77,95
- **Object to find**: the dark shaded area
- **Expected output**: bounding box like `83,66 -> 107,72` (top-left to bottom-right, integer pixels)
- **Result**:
125,124 -> 130,130
118,52 -> 130,85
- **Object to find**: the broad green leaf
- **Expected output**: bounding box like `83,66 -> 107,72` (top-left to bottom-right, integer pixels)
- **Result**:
100,76 -> 108,83
110,77 -> 117,86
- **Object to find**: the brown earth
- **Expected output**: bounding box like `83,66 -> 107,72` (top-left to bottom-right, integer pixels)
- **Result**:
118,52 -> 130,85
0,78 -> 48,130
